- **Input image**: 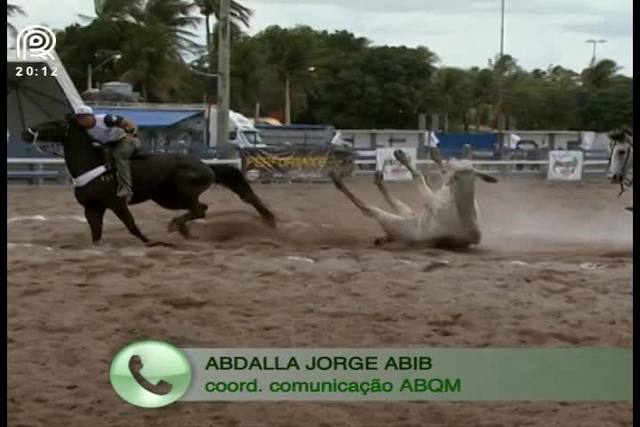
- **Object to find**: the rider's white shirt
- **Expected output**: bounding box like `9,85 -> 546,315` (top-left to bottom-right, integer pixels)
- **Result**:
86,114 -> 127,143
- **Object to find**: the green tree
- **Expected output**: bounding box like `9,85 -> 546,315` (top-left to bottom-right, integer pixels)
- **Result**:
229,34 -> 268,116
578,75 -> 632,130
58,0 -> 203,101
298,29 -> 370,125
52,12 -> 633,131
334,45 -> 436,128
581,59 -> 621,90
433,67 -> 472,132
468,67 -> 495,131
577,59 -> 631,130
258,25 -> 320,124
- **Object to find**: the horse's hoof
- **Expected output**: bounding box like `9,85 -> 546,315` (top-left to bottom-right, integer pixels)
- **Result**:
146,241 -> 173,248
374,237 -> 391,246
262,215 -> 277,229
177,222 -> 191,238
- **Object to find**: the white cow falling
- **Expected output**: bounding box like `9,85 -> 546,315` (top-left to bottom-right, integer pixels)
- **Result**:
330,149 -> 498,248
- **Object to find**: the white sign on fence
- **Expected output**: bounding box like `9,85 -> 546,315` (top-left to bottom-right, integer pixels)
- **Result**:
376,147 -> 417,181
547,151 -> 584,181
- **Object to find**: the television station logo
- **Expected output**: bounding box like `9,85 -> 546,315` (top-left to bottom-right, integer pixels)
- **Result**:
16,25 -> 57,61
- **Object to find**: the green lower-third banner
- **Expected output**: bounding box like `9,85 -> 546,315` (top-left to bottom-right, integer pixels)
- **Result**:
175,348 -> 631,401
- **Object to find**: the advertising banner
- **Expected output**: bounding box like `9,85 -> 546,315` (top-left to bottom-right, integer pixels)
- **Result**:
240,145 -> 354,182
547,150 -> 584,181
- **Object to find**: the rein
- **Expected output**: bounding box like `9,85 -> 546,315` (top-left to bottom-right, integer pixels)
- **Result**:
28,128 -> 65,158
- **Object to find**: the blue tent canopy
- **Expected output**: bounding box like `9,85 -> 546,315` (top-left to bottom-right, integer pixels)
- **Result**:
92,107 -> 202,128
435,132 -> 497,155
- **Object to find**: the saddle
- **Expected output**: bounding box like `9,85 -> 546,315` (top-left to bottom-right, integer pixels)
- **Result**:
92,137 -> 152,170
131,151 -> 153,160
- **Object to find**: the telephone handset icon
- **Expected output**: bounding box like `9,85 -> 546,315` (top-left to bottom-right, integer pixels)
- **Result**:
129,355 -> 173,396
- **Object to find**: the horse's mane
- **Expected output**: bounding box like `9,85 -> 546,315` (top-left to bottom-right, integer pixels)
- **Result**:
64,114 -> 91,136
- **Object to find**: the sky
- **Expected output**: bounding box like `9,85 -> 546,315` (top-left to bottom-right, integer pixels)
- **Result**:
7,0 -> 634,75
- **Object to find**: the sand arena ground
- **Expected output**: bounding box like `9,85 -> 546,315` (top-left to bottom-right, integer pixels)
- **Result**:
7,177 -> 632,426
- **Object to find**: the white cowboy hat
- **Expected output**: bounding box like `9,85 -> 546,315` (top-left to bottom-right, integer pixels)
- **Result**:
74,105 -> 94,115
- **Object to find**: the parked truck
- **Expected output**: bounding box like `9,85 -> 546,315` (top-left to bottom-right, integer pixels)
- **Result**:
208,107 -> 266,150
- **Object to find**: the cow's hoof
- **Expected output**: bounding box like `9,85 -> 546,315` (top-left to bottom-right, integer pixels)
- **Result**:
393,149 -> 408,163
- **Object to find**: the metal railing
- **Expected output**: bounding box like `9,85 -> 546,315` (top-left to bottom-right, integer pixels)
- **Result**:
353,159 -> 615,177
7,157 -> 242,185
7,157 -> 620,184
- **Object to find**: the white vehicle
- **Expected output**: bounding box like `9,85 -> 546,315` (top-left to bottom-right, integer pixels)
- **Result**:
208,107 -> 265,149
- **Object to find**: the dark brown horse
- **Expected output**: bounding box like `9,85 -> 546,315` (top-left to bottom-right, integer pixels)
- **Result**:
22,115 -> 276,245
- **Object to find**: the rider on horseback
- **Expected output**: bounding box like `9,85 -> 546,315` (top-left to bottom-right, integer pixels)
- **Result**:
74,105 -> 141,203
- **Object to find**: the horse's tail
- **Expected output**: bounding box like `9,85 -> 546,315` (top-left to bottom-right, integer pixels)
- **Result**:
209,165 -> 276,228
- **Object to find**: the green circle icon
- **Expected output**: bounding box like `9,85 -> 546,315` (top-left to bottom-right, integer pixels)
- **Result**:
110,340 -> 192,408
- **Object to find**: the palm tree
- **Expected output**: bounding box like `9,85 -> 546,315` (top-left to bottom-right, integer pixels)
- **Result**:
65,0 -> 203,101
116,0 -> 202,100
260,25 -> 318,124
7,3 -> 26,40
581,59 -> 621,90
119,23 -> 185,100
81,0 -> 142,21
193,0 -> 252,72
490,54 -> 522,132
138,0 -> 202,55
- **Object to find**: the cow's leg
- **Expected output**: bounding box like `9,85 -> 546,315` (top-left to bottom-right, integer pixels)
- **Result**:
366,205 -> 416,243
84,205 -> 106,244
330,171 -> 383,217
393,150 -> 438,206
330,171 -> 413,241
374,171 -> 414,216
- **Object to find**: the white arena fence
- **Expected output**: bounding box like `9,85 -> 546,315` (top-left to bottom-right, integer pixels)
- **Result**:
352,158 -> 614,177
7,157 -> 621,185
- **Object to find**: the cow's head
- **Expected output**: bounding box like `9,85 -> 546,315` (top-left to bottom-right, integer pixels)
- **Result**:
434,153 -> 497,221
